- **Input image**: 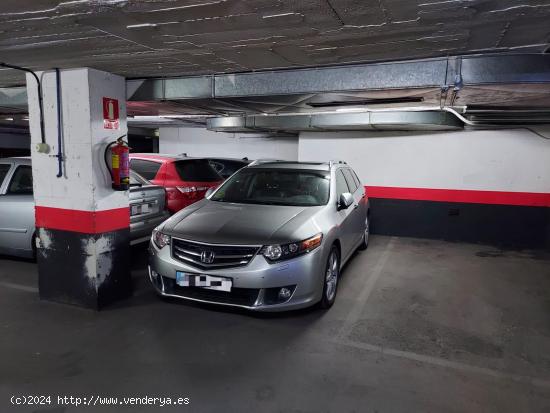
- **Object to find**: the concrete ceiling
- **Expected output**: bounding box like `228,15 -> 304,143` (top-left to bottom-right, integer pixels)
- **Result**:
1,0 -> 550,88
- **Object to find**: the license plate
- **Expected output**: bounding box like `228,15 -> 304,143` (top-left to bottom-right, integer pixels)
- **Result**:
131,204 -> 151,216
176,272 -> 232,292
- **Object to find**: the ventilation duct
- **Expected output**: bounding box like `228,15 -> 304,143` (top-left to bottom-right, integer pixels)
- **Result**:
207,111 -> 463,133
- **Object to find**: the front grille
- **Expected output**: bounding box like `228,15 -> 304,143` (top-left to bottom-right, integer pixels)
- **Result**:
165,278 -> 259,307
171,238 -> 260,270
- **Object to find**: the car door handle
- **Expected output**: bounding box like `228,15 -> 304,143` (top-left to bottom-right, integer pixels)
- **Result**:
353,203 -> 359,210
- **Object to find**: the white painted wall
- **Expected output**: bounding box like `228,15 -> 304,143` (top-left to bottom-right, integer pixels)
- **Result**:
159,127 -> 298,161
299,127 -> 550,193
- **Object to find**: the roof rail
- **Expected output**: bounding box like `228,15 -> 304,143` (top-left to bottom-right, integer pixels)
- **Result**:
247,159 -> 285,167
328,160 -> 348,168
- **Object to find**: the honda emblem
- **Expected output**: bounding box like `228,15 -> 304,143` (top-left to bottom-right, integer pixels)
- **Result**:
200,250 -> 215,264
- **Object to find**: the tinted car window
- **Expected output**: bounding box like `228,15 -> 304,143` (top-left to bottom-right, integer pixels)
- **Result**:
335,169 -> 350,196
351,169 -> 362,189
174,159 -> 221,182
7,166 -> 33,195
212,168 -> 330,206
130,170 -> 150,186
209,159 -> 247,179
342,168 -> 358,193
0,164 -> 11,187
130,159 -> 161,180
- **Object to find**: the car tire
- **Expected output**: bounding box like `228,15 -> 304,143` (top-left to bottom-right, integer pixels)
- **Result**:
358,214 -> 370,251
319,246 -> 340,309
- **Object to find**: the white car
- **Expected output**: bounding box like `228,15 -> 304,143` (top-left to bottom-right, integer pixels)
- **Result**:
0,157 -> 169,258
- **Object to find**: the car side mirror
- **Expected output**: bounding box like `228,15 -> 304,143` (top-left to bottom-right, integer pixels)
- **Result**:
205,187 -> 216,198
338,192 -> 354,210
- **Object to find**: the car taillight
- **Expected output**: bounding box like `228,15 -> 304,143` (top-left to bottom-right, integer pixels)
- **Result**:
177,186 -> 214,198
177,186 -> 197,193
177,186 -> 198,198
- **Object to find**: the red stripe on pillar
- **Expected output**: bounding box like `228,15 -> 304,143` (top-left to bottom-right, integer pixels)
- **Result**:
365,186 -> 550,207
35,206 -> 130,233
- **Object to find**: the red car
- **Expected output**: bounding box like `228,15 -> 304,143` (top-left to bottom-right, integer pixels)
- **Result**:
129,154 -> 223,214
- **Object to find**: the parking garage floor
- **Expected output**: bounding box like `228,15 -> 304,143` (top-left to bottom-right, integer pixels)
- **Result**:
1,236 -> 549,412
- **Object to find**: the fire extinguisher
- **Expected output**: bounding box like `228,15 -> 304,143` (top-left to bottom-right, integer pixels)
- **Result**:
104,136 -> 130,191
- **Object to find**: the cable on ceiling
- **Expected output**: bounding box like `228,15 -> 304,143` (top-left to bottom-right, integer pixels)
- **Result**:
0,62 -> 46,144
442,107 -> 550,140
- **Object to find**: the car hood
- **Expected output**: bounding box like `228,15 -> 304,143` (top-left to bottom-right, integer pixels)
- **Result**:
162,200 -> 322,245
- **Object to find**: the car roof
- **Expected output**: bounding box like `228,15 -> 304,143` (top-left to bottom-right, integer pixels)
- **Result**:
130,153 -> 184,162
247,161 -> 330,171
208,157 -> 250,163
131,153 -> 219,162
131,154 -> 251,163
0,157 -> 31,165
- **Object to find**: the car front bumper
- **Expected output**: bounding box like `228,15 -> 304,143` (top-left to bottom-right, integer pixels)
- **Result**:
148,240 -> 327,311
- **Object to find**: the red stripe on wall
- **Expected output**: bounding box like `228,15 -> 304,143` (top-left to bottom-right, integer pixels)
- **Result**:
365,186 -> 550,207
35,206 -> 130,234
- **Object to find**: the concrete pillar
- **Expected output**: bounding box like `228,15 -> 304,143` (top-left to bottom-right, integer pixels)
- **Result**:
26,68 -> 131,309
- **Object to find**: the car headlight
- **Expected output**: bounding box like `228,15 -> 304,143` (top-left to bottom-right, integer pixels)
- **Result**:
261,233 -> 323,263
152,229 -> 171,249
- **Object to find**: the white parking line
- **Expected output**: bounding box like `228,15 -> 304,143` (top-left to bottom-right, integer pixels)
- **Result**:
336,236 -> 396,340
0,281 -> 38,293
331,236 -> 550,390
334,338 -> 550,390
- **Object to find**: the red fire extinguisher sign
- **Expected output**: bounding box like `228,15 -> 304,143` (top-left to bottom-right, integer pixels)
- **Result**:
103,97 -> 120,130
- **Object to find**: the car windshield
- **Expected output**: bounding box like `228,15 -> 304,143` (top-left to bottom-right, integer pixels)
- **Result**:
0,164 -> 11,186
211,168 -> 330,206
174,159 -> 221,182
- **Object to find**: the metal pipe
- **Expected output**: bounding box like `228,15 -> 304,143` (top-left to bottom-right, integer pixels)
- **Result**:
442,106 -> 550,140
441,107 -> 477,126
55,68 -> 63,178
237,106 -> 467,117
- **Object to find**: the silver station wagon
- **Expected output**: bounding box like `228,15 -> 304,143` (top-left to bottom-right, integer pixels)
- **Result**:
0,157 -> 169,258
148,160 -> 370,311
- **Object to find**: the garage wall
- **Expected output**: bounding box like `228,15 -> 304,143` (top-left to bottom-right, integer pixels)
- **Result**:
159,127 -> 298,160
0,131 -> 30,157
0,132 -> 29,148
299,127 -> 550,249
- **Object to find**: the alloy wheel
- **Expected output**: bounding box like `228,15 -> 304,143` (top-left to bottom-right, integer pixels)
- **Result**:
364,216 -> 370,246
325,250 -> 339,301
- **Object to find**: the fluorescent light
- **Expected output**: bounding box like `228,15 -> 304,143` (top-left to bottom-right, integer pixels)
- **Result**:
126,23 -> 158,29
130,115 -> 214,120
131,116 -> 165,120
159,115 -> 215,119
335,108 -> 366,113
